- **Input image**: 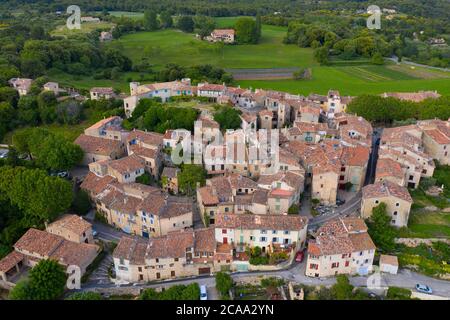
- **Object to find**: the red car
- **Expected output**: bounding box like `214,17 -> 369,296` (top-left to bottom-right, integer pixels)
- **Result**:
295,250 -> 305,263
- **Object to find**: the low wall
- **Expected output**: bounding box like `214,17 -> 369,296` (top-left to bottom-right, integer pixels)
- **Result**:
395,238 -> 450,247
411,292 -> 449,300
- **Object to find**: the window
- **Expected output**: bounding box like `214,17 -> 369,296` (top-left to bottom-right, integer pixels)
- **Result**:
261,230 -> 267,234
309,264 -> 318,270
119,258 -> 125,265
225,207 -> 229,212
391,219 -> 396,224
396,203 -> 400,207
272,230 -> 277,234
272,237 -> 278,242
222,229 -> 227,234
260,237 -> 267,242
331,262 -> 339,268
393,211 -> 398,216
345,261 -> 349,267
284,230 -> 290,235
375,200 -> 379,204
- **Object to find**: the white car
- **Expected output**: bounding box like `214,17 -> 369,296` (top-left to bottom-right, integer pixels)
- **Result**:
200,285 -> 208,300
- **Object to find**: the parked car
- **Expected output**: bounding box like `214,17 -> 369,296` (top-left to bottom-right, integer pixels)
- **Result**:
200,285 -> 208,300
336,199 -> 346,206
415,284 -> 432,294
50,170 -> 71,179
92,229 -> 98,238
0,149 -> 9,159
295,249 -> 305,263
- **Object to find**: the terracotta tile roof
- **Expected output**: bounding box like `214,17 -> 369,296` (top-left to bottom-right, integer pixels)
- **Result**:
198,186 -> 219,206
47,214 -> 92,235
381,91 -> 441,102
375,158 -> 404,179
197,115 -> 220,129
423,129 -> 450,145
194,228 -> 216,252
113,236 -> 147,264
362,180 -> 412,203
146,230 -> 195,259
240,112 -> 257,123
348,233 -> 376,252
127,130 -> 164,147
212,29 -> 235,36
227,173 -> 258,190
259,110 -> 273,118
108,154 -> 145,174
341,146 -> 370,167
0,251 -> 24,272
198,83 -> 226,92
90,87 -> 115,94
252,188 -> 269,204
81,172 -> 117,196
74,134 -> 122,156
307,93 -> 327,102
309,217 -> 373,256
215,213 -> 308,231
129,144 -> 158,159
380,254 -> 398,266
13,228 -> 99,266
162,166 -> 179,179
85,116 -> 122,130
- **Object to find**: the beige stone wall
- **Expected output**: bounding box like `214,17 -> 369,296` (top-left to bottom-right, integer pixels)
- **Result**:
423,134 -> 449,165
312,171 -> 338,205
361,196 -> 412,227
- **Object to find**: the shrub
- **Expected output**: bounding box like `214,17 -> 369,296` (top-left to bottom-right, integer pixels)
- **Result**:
215,272 -> 233,297
386,287 -> 412,300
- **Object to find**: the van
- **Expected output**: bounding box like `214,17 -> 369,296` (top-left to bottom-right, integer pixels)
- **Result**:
200,285 -> 208,300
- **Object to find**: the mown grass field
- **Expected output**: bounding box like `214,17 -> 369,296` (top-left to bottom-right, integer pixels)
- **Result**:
49,14 -> 450,95
51,21 -> 115,37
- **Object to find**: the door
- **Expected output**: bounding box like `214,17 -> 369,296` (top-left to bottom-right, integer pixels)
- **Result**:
142,231 -> 149,238
223,237 -> 228,244
198,267 -> 211,275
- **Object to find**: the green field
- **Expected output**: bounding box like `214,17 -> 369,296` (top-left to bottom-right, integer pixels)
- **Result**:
51,21 -> 115,37
48,15 -> 450,95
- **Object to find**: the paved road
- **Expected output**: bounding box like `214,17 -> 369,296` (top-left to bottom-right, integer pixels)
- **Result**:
81,260 -> 450,298
386,56 -> 450,72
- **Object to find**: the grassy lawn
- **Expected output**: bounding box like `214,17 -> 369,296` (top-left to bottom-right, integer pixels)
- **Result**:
44,16 -> 450,96
51,21 -> 115,37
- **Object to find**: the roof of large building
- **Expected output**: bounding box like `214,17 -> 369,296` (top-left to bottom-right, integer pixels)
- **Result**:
127,130 -> 164,147
107,154 -> 146,174
47,214 -> 92,235
308,217 -> 375,256
81,172 -> 117,196
13,228 -> 98,266
362,180 -> 412,203
375,158 -> 404,180
74,134 -> 122,156
215,213 -> 308,231
0,251 -> 24,272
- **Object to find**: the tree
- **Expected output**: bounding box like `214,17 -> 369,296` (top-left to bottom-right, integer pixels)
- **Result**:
371,52 -> 384,65
13,128 -> 83,170
135,172 -> 152,185
9,279 -> 33,300
159,11 -> 173,29
0,101 -> 15,141
177,16 -> 194,33
178,164 -> 206,195
66,292 -> 103,300
367,203 -> 397,252
27,259 -> 67,300
0,166 -> 73,224
37,91 -> 57,124
144,10 -> 159,31
56,100 -> 82,125
71,190 -> 91,215
235,17 -> 258,44
215,272 -> 233,297
213,106 -> 242,130
331,275 -> 354,300
194,15 -> 216,39
314,46 -> 329,65
255,12 -> 262,41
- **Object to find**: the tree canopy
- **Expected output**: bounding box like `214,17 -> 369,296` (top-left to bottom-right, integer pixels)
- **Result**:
366,203 -> 397,252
